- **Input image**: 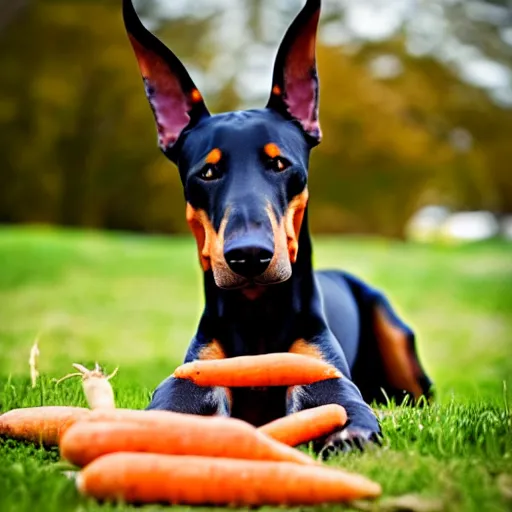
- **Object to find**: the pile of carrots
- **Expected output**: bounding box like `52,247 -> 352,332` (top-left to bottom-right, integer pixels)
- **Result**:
0,354 -> 382,506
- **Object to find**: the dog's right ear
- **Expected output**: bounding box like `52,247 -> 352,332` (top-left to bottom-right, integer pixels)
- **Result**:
123,0 -> 210,160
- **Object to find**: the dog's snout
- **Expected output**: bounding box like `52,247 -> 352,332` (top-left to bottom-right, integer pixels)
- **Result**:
224,245 -> 273,279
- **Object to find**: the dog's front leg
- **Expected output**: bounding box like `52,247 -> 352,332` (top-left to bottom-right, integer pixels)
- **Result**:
147,376 -> 231,416
148,334 -> 232,415
286,371 -> 381,455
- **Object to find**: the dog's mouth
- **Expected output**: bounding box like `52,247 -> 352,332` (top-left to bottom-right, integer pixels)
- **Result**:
213,263 -> 293,292
217,273 -> 292,291
223,281 -> 283,301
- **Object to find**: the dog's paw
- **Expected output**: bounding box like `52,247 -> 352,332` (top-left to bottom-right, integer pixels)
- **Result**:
319,427 -> 382,459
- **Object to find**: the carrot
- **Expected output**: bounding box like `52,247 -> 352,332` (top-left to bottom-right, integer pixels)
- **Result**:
60,413 -> 315,467
56,363 -> 117,409
173,353 -> 342,387
258,404 -> 348,447
77,452 -> 382,505
0,362 -> 116,446
0,406 -> 90,446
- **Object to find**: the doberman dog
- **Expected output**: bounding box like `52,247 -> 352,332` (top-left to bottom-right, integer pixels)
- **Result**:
123,0 -> 433,452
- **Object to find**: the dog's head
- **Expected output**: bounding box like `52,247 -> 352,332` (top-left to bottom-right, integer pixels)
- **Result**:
123,0 -> 321,291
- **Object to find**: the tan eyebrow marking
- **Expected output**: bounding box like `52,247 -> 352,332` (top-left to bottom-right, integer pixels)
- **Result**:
272,84 -> 282,95
205,148 -> 222,165
264,143 -> 281,159
190,89 -> 203,103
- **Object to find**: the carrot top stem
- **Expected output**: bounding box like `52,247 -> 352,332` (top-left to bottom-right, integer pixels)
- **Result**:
55,363 -> 117,410
72,363 -> 119,381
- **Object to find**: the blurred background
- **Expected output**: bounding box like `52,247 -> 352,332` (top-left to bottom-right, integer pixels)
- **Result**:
0,6 -> 511,507
1,0 -> 512,240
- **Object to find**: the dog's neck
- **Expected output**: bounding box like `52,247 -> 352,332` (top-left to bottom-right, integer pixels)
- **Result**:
200,209 -> 324,353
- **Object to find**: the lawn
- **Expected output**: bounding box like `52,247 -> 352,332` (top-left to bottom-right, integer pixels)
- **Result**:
0,226 -> 511,512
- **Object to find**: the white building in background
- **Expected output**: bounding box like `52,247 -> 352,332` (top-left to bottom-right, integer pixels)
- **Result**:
406,206 -> 508,243
405,206 -> 450,242
502,216 -> 512,241
440,211 -> 500,241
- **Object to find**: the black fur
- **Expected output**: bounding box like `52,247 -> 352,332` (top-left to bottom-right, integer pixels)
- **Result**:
123,0 -> 433,452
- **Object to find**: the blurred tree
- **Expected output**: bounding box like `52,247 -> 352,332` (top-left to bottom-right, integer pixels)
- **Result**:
0,1 -> 195,232
0,0 -> 510,237
309,42 -> 453,236
0,0 -> 29,32
310,36 -> 512,235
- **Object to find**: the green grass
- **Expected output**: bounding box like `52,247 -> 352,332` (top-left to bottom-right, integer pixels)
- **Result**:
0,226 -> 511,511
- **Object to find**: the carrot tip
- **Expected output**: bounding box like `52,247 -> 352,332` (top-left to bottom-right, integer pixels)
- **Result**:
75,473 -> 85,494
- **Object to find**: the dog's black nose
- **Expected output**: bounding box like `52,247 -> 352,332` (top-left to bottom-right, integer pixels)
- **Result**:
224,246 -> 273,278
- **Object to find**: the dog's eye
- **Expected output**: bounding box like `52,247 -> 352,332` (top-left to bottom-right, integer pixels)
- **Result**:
199,164 -> 221,181
268,156 -> 291,173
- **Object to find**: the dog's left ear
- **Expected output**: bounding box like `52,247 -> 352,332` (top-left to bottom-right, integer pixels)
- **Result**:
267,0 -> 321,145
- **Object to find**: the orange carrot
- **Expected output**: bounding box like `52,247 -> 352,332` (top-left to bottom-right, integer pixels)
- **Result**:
77,452 -> 382,505
258,404 -> 348,447
0,406 -> 90,446
173,353 -> 342,387
60,412 -> 315,467
86,408 -> 192,424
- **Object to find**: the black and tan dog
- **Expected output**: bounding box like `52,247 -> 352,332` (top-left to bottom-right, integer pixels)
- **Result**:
123,0 -> 433,452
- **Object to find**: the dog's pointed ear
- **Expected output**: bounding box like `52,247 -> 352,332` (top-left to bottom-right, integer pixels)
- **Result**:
267,0 -> 321,145
123,0 -> 210,158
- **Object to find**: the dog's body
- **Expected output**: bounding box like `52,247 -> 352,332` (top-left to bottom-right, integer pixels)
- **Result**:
123,0 -> 433,450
